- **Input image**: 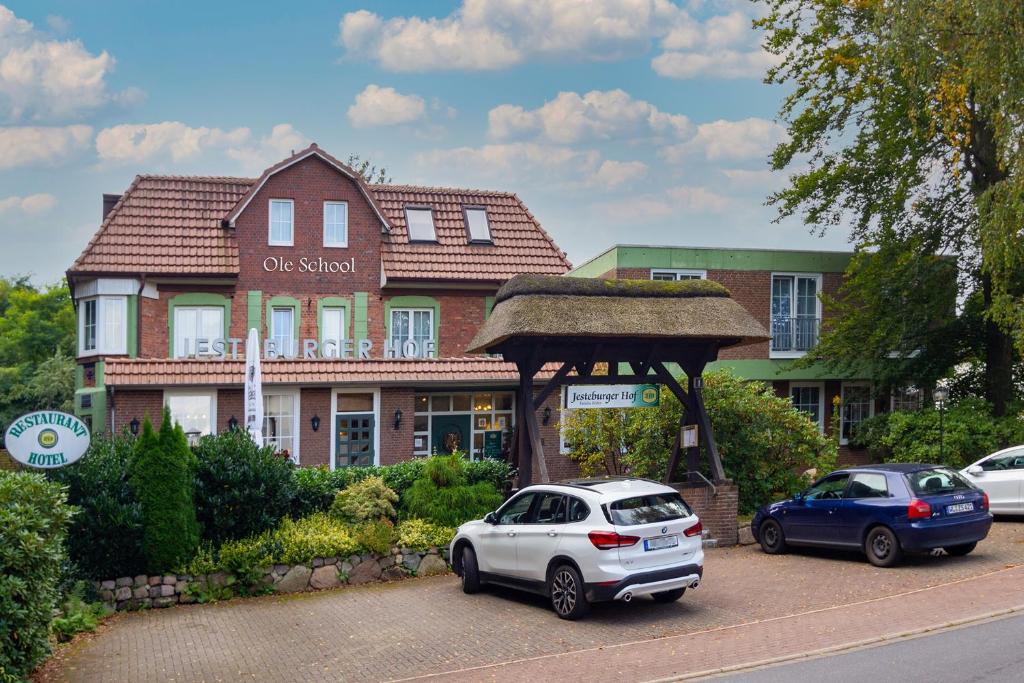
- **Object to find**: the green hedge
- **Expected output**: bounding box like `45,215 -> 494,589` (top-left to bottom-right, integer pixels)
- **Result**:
0,471 -> 74,680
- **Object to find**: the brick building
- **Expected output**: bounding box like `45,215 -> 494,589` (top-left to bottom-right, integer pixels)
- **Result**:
67,144 -> 575,475
569,244 -> 914,464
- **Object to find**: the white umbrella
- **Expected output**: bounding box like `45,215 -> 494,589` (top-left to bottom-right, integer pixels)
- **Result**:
244,327 -> 263,445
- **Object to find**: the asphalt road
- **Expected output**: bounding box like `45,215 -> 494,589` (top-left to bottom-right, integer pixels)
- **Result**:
707,612 -> 1024,683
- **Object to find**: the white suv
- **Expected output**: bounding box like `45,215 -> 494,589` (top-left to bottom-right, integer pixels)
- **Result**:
449,478 -> 704,620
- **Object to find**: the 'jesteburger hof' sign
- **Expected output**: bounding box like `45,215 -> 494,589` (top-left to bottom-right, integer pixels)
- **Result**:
565,384 -> 661,409
4,410 -> 90,468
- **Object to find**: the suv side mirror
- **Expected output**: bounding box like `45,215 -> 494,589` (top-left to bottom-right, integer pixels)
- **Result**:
483,512 -> 498,525
967,465 -> 983,476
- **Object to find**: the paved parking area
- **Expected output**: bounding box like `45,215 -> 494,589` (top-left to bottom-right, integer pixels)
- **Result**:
46,519 -> 1024,682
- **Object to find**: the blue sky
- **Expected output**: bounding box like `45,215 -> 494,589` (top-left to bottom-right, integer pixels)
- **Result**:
0,0 -> 852,283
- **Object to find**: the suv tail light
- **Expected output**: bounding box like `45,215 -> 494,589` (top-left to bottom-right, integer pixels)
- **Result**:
908,498 -> 932,520
684,520 -> 703,537
981,491 -> 990,511
588,530 -> 640,550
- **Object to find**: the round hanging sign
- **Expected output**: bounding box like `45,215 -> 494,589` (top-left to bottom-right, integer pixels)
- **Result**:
4,410 -> 90,468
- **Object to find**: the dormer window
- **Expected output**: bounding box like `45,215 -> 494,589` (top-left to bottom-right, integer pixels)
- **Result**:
405,207 -> 436,242
464,206 -> 491,243
269,199 -> 294,246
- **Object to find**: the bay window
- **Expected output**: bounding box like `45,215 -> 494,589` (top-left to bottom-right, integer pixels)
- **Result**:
78,296 -> 127,356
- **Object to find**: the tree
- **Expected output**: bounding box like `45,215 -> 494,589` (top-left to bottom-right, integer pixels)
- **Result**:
346,154 -> 392,184
756,0 -> 1024,414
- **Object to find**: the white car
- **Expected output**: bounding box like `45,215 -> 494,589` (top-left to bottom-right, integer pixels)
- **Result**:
962,446 -> 1024,514
449,478 -> 704,620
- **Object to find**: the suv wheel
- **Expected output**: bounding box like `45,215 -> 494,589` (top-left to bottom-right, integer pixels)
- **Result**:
460,546 -> 481,594
865,526 -> 903,567
549,564 -> 590,620
759,519 -> 788,554
651,588 -> 686,603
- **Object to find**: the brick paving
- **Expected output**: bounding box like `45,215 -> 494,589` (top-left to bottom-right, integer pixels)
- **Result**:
51,520 -> 1024,683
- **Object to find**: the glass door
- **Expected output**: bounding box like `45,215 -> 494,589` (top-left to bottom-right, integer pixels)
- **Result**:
335,414 -> 375,467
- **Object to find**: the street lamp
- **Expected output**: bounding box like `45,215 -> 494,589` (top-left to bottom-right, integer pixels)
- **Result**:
934,385 -> 949,461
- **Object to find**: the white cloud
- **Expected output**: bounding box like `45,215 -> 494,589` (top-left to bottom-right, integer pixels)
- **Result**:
0,124 -> 92,169
338,0 -> 685,72
654,8 -> 781,80
95,122 -> 251,164
347,84 -> 427,128
590,159 -> 648,188
45,14 -> 71,34
721,167 -> 787,191
225,123 -> 311,172
0,5 -> 136,121
667,185 -> 731,212
488,89 -> 691,143
0,192 -> 57,215
652,48 -> 779,79
416,142 -> 599,178
660,117 -> 786,162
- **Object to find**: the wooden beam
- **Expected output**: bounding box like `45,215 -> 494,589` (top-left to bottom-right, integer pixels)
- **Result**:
690,374 -> 726,482
515,362 -> 533,487
534,361 -> 573,407
522,385 -> 549,483
559,374 -> 662,387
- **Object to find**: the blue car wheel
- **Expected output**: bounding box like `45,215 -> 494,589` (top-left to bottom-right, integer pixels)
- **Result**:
759,518 -> 787,555
865,526 -> 903,567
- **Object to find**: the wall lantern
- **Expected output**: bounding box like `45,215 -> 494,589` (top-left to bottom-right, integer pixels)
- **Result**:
542,406 -> 552,426
393,409 -> 403,430
311,414 -> 321,432
129,417 -> 140,436
227,415 -> 239,431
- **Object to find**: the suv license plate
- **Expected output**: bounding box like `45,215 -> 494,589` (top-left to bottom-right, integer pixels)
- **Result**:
947,502 -> 974,514
644,535 -> 679,551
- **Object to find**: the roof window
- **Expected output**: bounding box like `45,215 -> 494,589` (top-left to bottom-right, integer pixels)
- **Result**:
464,207 -> 492,243
405,207 -> 436,242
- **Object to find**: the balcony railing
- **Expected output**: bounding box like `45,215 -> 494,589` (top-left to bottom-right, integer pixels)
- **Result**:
771,316 -> 820,353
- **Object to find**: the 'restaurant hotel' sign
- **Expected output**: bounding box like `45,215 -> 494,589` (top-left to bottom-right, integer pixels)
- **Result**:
4,410 -> 91,468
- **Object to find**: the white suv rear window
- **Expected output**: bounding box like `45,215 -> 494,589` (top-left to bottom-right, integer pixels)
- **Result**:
607,493 -> 692,526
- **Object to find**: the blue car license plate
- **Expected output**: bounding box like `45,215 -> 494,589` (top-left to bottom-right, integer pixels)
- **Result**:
644,535 -> 679,551
947,502 -> 974,514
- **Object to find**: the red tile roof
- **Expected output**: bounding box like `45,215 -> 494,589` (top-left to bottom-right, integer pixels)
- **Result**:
103,357 -> 562,387
69,146 -> 570,281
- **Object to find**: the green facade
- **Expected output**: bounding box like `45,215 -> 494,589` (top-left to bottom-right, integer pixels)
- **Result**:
570,245 -> 854,278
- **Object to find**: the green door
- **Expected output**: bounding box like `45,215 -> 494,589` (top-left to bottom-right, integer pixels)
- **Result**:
335,413 -> 375,467
431,414 -> 471,455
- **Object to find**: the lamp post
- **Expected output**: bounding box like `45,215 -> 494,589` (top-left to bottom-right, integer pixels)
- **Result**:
934,385 -> 949,461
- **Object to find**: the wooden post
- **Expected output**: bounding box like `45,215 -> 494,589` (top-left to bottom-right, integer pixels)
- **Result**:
690,373 -> 726,482
515,371 -> 532,487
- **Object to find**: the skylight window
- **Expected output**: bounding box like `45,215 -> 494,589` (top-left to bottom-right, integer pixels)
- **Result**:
405,207 -> 436,242
464,207 -> 491,243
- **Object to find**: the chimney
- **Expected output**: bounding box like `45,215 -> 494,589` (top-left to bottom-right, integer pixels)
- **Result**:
102,193 -> 121,220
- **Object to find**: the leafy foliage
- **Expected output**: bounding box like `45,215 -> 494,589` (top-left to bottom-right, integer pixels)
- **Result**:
850,399 -> 1024,469
192,430 -> 296,545
401,454 -> 504,526
128,411 -> 200,573
48,433 -> 146,578
346,154 -> 391,184
0,471 -> 74,679
291,466 -> 340,518
275,514 -> 358,564
329,475 -> 398,523
50,581 -> 110,643
756,0 -> 1024,414
352,520 -> 396,555
396,518 -> 456,551
562,370 -> 837,513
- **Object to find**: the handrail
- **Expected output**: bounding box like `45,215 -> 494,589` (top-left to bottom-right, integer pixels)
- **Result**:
681,471 -> 718,497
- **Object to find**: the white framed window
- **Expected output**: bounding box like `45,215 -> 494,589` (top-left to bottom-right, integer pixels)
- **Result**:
464,207 -> 491,243
651,269 -> 706,281
790,382 -> 825,432
405,207 -> 436,242
173,306 -> 224,357
891,385 -> 923,412
78,295 -> 127,356
840,382 -> 874,445
771,272 -> 822,357
271,307 -> 295,357
323,201 -> 348,248
321,307 -> 345,358
263,391 -> 299,463
164,390 -> 217,445
389,308 -> 434,357
268,199 -> 294,246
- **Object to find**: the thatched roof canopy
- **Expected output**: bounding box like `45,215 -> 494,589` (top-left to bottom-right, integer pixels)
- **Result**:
467,274 -> 769,355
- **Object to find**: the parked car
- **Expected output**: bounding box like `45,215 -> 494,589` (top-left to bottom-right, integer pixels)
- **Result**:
751,464 -> 992,567
961,446 -> 1024,515
450,478 -> 704,620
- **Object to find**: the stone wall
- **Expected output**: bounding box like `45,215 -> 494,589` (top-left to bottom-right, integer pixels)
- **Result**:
670,481 -> 739,547
95,545 -> 450,612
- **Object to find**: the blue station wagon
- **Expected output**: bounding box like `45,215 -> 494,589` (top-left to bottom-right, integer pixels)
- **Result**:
751,464 -> 993,567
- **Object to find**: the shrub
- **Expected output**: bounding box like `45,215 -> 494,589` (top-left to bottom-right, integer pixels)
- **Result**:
50,581 -> 110,643
353,520 -> 396,554
0,471 -> 74,679
329,475 -> 398,523
562,370 -> 837,514
396,518 -> 456,551
464,459 -> 515,494
192,430 -> 296,545
48,433 -> 146,578
217,532 -> 278,587
401,454 -> 504,526
850,398 -> 1024,468
291,466 -> 341,518
275,513 -> 359,564
128,411 -> 200,573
